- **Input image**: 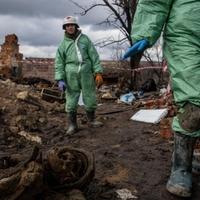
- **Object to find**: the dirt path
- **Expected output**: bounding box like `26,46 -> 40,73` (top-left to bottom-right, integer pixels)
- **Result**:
64,104 -> 200,200
1,80 -> 200,199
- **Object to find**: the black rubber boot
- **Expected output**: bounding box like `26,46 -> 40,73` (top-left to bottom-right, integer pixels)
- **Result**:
86,111 -> 103,128
166,132 -> 196,197
66,112 -> 78,135
192,149 -> 200,174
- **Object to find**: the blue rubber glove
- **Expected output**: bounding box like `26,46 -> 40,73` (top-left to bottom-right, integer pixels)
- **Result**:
58,80 -> 66,92
122,39 -> 149,60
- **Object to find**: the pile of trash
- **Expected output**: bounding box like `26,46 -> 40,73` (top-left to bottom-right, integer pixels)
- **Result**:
0,79 -> 95,199
0,145 -> 94,200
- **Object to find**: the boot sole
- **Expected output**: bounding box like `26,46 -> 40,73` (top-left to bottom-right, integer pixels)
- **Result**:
166,181 -> 191,197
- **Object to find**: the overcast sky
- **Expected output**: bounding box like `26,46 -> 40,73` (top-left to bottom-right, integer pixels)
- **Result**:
0,0 -> 126,60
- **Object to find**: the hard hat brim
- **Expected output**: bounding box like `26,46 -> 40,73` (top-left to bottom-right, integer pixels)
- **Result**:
62,24 -> 79,30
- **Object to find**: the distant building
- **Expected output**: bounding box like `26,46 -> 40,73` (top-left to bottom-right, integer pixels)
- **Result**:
0,34 -> 131,82
0,34 -> 23,78
0,34 -> 166,87
22,57 -> 55,81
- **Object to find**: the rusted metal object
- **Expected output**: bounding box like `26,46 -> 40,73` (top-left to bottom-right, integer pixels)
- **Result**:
0,146 -> 93,199
44,146 -> 95,191
41,87 -> 64,102
0,146 -> 43,200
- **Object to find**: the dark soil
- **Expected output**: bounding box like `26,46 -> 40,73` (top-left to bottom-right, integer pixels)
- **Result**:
1,79 -> 200,200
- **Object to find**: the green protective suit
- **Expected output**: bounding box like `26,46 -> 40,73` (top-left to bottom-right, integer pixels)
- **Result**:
55,32 -> 103,112
131,0 -> 200,137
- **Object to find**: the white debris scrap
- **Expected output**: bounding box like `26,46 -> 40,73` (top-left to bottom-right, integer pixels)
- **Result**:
17,131 -> 42,144
130,108 -> 168,124
116,188 -> 138,200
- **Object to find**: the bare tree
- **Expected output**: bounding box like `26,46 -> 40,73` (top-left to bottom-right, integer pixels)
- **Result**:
70,0 -> 165,90
70,0 -> 142,88
70,0 -> 137,46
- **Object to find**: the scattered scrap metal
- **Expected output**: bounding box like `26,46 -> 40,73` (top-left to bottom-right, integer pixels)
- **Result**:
0,146 -> 94,200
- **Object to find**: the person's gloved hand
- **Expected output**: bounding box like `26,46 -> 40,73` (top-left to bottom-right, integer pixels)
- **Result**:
95,73 -> 103,88
58,80 -> 66,92
122,39 -> 149,60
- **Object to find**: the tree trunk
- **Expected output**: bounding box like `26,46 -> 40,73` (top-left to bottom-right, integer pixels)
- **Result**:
130,52 -> 143,90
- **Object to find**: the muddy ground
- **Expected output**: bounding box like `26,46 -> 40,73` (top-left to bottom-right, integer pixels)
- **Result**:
1,79 -> 200,200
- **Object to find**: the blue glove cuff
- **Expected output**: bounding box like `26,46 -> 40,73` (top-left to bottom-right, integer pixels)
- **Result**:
58,80 -> 66,91
123,39 -> 149,60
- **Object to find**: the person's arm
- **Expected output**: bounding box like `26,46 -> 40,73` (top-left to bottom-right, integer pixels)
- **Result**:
54,42 -> 66,81
87,36 -> 103,74
131,0 -> 173,46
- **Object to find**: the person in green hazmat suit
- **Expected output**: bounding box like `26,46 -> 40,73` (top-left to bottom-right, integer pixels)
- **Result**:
55,16 -> 104,135
123,0 -> 200,198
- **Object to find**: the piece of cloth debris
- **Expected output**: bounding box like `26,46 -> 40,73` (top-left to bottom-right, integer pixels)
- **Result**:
120,92 -> 135,104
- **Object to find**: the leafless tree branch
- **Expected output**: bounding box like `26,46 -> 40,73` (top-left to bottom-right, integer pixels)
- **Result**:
94,37 -> 127,47
69,0 -> 163,88
69,0 -> 106,15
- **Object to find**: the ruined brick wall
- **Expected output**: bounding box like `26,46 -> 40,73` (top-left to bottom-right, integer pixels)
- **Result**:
0,34 -> 23,78
0,34 -> 54,81
22,59 -> 167,86
22,58 -> 55,81
22,59 -> 129,83
0,34 -> 167,86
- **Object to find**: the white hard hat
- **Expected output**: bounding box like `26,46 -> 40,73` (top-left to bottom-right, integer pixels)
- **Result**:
62,16 -> 79,29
